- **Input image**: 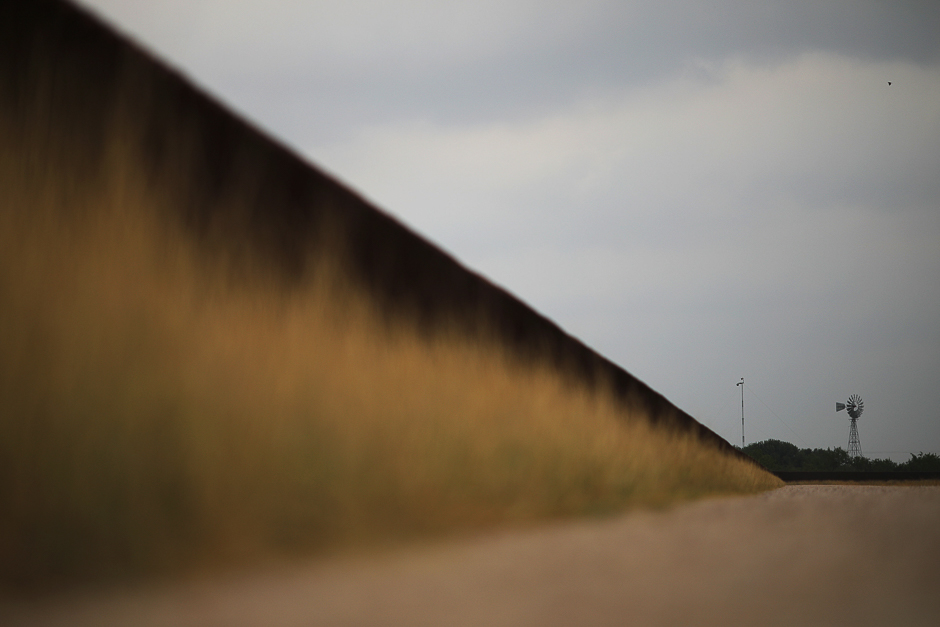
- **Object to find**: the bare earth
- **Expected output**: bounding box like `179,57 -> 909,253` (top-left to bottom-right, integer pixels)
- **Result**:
5,485 -> 940,626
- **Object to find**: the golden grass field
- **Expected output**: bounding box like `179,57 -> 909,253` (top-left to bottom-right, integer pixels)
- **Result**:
0,0 -> 781,593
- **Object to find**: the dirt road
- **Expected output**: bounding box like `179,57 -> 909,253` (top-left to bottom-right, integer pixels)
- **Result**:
5,485 -> 939,626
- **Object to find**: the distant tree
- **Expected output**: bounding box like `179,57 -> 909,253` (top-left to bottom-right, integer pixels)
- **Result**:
801,446 -> 851,471
741,439 -> 922,472
898,452 -> 940,472
846,455 -> 898,472
743,439 -> 805,471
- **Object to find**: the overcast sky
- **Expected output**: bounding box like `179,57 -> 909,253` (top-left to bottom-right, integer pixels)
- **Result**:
78,0 -> 940,461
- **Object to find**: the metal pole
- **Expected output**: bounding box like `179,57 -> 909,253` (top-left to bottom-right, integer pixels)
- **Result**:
737,378 -> 745,447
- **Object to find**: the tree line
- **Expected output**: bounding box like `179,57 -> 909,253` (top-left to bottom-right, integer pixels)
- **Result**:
741,439 -> 940,472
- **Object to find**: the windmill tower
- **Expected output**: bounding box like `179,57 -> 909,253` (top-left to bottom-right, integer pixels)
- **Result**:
836,394 -> 864,458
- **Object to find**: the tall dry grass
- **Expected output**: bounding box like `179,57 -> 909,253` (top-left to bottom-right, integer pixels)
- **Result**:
0,96 -> 781,593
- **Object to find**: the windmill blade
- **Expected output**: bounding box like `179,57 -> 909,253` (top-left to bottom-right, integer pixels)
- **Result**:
848,395 -> 863,417
844,394 -> 863,419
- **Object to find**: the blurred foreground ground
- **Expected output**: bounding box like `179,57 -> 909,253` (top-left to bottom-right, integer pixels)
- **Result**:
5,485 -> 939,626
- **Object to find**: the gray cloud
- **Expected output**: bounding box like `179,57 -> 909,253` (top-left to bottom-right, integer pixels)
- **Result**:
82,1 -> 940,139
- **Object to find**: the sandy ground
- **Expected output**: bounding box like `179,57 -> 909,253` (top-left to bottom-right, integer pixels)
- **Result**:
4,485 -> 939,626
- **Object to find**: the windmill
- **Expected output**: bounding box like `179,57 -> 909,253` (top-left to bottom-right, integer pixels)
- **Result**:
836,394 -> 864,458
